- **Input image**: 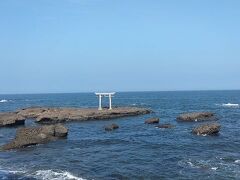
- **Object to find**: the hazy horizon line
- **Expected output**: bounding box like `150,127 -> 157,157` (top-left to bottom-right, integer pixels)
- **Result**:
0,89 -> 240,96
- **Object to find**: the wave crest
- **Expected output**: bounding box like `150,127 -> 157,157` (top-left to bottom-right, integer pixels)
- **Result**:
34,170 -> 85,180
215,103 -> 239,108
222,103 -> 239,107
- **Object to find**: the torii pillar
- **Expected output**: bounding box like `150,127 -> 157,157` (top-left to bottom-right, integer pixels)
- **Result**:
95,92 -> 115,110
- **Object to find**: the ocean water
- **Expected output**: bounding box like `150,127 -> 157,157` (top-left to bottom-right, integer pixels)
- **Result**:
0,91 -> 240,180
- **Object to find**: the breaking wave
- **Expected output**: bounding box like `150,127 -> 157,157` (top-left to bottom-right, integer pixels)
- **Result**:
178,159 -> 218,171
235,160 -> 240,163
0,99 -> 8,103
0,167 -> 85,180
33,170 -> 85,180
215,103 -> 239,108
222,103 -> 239,107
131,103 -> 149,106
178,157 -> 240,178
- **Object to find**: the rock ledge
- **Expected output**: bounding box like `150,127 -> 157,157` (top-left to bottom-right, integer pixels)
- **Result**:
0,107 -> 152,126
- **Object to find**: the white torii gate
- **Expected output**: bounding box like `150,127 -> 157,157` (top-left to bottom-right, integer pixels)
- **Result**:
95,92 -> 115,110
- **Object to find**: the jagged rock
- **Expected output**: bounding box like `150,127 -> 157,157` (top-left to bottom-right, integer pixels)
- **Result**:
0,124 -> 68,150
192,123 -> 221,135
156,123 -> 175,129
0,112 -> 25,127
177,112 -> 216,122
105,124 -> 119,131
145,118 -> 159,124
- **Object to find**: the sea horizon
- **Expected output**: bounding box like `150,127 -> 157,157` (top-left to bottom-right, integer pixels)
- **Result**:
1,89 -> 240,96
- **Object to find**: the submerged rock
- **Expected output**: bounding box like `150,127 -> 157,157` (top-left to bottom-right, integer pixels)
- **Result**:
156,123 -> 175,129
192,123 -> 221,135
145,118 -> 159,124
105,124 -> 119,131
0,124 -> 68,150
0,112 -> 25,127
177,112 -> 216,122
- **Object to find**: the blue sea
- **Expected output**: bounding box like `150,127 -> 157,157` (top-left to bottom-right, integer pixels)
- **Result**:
0,91 -> 240,179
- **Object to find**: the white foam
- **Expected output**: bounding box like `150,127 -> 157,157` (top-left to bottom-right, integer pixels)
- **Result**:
235,160 -> 240,163
187,161 -> 194,167
222,103 -> 239,107
211,167 -> 218,170
0,166 -> 86,180
34,170 -> 85,180
0,99 -> 8,103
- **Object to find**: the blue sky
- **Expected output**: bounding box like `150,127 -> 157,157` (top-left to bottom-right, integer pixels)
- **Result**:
0,0 -> 240,94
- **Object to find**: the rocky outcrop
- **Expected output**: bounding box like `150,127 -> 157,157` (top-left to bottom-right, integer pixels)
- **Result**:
156,124 -> 175,129
105,124 -> 119,131
145,118 -> 159,124
192,123 -> 221,135
1,124 -> 68,150
0,107 -> 151,126
177,112 -> 216,122
32,107 -> 151,124
0,112 -> 25,127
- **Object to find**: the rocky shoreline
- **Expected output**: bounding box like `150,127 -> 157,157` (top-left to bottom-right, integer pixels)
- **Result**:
0,108 -> 222,151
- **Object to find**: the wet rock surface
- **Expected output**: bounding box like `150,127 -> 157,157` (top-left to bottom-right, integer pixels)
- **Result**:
0,124 -> 68,150
177,112 -> 216,122
105,124 -> 119,131
192,123 -> 221,135
145,117 -> 159,124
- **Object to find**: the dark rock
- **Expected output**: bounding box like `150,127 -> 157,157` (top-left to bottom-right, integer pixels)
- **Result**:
0,124 -> 68,150
177,112 -> 215,122
192,123 -> 221,135
145,118 -> 159,124
105,124 -> 119,131
0,112 -> 25,127
156,123 -> 175,129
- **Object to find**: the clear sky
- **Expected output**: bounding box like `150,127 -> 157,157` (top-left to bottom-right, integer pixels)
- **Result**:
0,0 -> 240,94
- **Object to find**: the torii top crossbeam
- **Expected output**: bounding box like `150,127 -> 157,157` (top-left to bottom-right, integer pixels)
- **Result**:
95,92 -> 115,110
